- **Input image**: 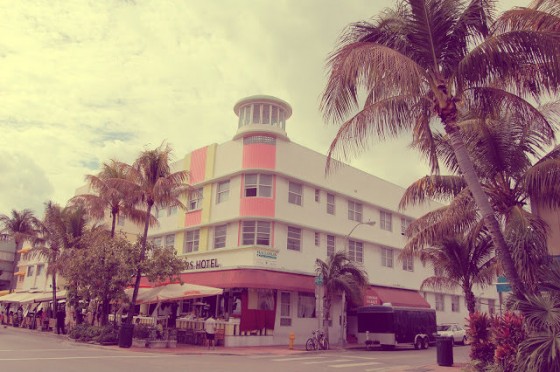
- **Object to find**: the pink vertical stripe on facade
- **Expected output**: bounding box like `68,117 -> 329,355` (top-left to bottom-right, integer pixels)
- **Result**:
190,147 -> 208,184
185,210 -> 202,226
240,198 -> 275,217
242,144 -> 276,169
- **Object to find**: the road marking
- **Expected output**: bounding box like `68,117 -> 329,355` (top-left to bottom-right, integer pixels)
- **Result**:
365,366 -> 412,371
271,356 -> 327,362
0,349 -> 78,352
0,355 -> 173,361
329,361 -> 381,368
303,359 -> 352,364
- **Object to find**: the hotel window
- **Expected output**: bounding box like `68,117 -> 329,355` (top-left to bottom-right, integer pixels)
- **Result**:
298,293 -> 316,318
167,206 -> 177,216
380,210 -> 392,231
326,193 -> 335,215
435,293 -> 445,311
488,299 -> 496,315
188,188 -> 203,210
381,247 -> 394,268
244,173 -> 272,197
314,232 -> 320,246
117,214 -> 125,226
242,221 -> 271,246
348,240 -> 363,263
216,180 -> 230,204
36,264 -> 44,276
451,295 -> 460,312
327,235 -> 335,257
154,237 -> 163,248
184,230 -> 200,253
27,266 -> 34,277
348,200 -> 363,222
401,217 -> 411,235
280,292 -> 291,325
402,254 -> 414,272
314,189 -> 320,202
288,182 -> 303,205
287,226 -> 302,251
165,234 -> 175,249
214,225 -> 227,249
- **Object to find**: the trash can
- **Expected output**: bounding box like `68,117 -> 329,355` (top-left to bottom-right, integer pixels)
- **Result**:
436,336 -> 454,366
118,323 -> 135,348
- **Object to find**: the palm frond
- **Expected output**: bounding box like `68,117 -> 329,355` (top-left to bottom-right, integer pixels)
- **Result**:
522,157 -> 560,209
399,175 -> 466,208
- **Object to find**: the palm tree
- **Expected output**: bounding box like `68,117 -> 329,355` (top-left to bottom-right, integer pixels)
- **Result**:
71,160 -> 149,238
402,218 -> 496,314
0,209 -> 39,292
320,0 -> 560,296
111,142 -> 190,325
400,101 -> 559,292
315,251 -> 368,343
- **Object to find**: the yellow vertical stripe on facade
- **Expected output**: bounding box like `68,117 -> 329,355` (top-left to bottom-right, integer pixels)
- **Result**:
199,226 -> 209,252
175,231 -> 184,255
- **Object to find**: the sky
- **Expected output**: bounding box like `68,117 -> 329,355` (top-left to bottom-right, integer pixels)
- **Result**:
0,0 -> 529,218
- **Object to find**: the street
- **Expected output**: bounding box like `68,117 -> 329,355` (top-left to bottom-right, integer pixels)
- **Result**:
0,326 -> 469,371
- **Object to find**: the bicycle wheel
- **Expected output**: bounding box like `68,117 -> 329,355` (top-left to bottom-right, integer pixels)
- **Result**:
321,337 -> 329,350
305,338 -> 316,351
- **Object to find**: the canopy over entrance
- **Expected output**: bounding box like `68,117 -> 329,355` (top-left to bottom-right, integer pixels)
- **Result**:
125,283 -> 223,305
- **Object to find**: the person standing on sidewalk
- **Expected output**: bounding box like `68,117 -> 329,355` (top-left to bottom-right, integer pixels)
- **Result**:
56,305 -> 66,334
204,314 -> 217,350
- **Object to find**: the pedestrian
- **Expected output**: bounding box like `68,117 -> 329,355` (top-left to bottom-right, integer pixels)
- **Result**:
56,305 -> 66,334
204,314 -> 217,350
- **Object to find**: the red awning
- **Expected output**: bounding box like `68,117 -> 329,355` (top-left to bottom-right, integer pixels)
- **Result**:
141,269 -> 315,293
366,286 -> 430,308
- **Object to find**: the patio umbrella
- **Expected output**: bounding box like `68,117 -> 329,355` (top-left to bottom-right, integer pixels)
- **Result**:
125,283 -> 223,305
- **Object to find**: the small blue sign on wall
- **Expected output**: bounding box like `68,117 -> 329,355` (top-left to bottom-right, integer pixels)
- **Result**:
496,276 -> 511,293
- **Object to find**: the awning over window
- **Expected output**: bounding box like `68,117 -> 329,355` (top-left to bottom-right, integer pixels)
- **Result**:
366,286 -> 430,308
141,269 -> 316,293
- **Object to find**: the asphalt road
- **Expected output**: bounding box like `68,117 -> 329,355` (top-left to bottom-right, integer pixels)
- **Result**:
0,326 -> 469,372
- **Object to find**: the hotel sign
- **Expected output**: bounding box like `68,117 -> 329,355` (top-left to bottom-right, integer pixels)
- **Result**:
185,258 -> 220,270
255,249 -> 277,267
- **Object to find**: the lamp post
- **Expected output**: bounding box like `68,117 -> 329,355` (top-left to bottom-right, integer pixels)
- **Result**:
339,220 -> 375,346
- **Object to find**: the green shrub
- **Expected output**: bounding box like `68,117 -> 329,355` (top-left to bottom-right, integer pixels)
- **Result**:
133,324 -> 154,339
467,312 -> 495,369
68,324 -> 117,344
95,325 -> 118,344
492,312 -> 525,371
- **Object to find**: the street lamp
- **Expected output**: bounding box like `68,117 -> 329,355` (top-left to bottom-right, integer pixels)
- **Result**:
339,220 -> 376,346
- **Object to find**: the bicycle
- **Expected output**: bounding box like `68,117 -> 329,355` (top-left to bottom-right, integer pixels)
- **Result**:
305,329 -> 329,351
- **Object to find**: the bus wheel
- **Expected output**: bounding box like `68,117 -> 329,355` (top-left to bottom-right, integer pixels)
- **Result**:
414,339 -> 422,350
422,338 -> 429,349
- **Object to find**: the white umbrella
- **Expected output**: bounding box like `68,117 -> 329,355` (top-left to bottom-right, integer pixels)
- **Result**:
125,283 -> 223,305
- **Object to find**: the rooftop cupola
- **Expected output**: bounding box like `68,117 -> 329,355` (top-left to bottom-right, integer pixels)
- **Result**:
233,95 -> 292,141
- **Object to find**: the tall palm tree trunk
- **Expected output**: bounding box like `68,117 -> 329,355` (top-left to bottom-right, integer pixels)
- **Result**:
446,128 -> 525,296
126,203 -> 153,325
463,285 -> 477,315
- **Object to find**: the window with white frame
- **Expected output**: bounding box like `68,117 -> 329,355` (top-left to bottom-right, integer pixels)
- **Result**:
380,210 -> 392,231
326,193 -> 335,215
402,254 -> 414,272
244,173 -> 272,197
381,247 -> 394,268
214,224 -> 227,249
117,214 -> 125,226
36,264 -> 43,276
287,226 -> 302,251
435,293 -> 445,311
488,299 -> 496,315
314,189 -> 320,202
280,291 -> 291,325
348,240 -> 363,263
314,232 -> 320,246
327,235 -> 335,257
242,221 -> 271,246
165,234 -> 175,249
188,188 -> 203,210
167,206 -> 177,216
298,292 -> 316,318
27,266 -> 34,277
154,237 -> 163,248
288,182 -> 303,205
348,200 -> 363,222
401,217 -> 411,235
216,180 -> 230,204
451,295 -> 460,312
184,230 -> 200,253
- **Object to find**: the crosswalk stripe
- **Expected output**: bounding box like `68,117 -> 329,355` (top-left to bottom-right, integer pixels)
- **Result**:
365,366 -> 412,371
271,356 -> 326,362
303,359 -> 352,364
329,361 -> 381,368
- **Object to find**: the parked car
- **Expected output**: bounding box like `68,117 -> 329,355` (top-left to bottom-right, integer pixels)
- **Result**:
436,323 -> 467,345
